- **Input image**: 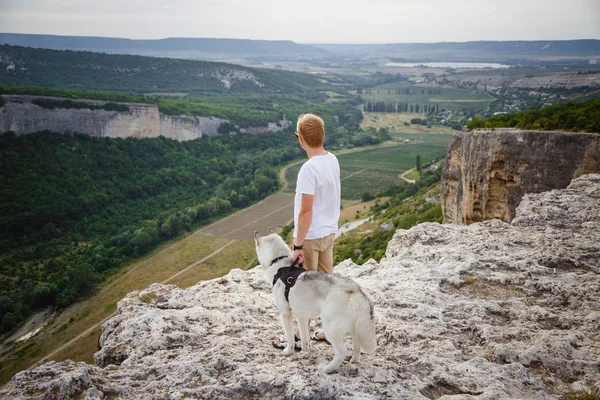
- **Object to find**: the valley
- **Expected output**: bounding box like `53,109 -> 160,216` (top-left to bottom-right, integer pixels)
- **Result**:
1,33 -> 599,392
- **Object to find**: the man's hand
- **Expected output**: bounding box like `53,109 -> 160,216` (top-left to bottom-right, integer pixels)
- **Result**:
292,249 -> 305,265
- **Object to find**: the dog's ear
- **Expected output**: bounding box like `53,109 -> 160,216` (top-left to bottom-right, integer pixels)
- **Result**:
267,226 -> 275,235
254,230 -> 261,245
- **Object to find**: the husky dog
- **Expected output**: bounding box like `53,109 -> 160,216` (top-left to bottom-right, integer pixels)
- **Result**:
254,227 -> 376,373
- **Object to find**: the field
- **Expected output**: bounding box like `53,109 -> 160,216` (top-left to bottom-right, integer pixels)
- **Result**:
285,136 -> 451,200
361,112 -> 457,133
197,193 -> 295,240
362,81 -> 495,112
339,197 -> 390,223
404,169 -> 421,181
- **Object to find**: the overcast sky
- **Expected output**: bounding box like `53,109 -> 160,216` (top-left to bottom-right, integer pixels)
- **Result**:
0,0 -> 599,44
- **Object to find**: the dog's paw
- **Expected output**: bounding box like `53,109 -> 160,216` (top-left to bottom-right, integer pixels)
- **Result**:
350,355 -> 360,363
282,346 -> 294,356
316,363 -> 337,374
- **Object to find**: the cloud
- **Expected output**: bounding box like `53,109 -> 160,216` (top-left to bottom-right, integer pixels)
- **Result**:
0,0 -> 598,42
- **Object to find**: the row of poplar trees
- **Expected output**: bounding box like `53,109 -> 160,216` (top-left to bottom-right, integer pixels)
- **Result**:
364,102 -> 440,114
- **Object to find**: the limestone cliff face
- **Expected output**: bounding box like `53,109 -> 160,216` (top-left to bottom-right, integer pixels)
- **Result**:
2,175 -> 599,399
441,128 -> 600,224
0,95 -> 290,141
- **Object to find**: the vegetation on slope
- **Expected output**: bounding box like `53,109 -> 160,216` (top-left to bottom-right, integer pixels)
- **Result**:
0,45 -> 335,95
334,169 -> 443,264
467,99 -> 600,133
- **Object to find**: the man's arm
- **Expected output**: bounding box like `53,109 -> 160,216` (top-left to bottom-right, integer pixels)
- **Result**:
293,193 -> 314,264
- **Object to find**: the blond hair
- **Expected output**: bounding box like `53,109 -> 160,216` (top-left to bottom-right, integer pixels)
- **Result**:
297,113 -> 325,148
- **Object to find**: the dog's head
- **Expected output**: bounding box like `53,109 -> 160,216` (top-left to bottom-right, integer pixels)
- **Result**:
254,227 -> 291,268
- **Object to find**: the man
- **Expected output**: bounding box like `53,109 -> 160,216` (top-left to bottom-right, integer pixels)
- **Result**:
291,113 -> 340,273
273,113 -> 341,348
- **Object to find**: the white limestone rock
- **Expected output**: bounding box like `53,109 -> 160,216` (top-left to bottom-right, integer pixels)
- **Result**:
2,175 -> 599,399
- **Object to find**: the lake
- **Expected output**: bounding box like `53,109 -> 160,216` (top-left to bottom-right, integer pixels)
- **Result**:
386,62 -> 512,69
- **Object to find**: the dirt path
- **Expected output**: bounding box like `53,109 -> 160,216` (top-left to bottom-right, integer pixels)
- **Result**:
34,240 -> 236,367
342,168 -> 369,181
399,168 -> 417,184
279,160 -> 303,192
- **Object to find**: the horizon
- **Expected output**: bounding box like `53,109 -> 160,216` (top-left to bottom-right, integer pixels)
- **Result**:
1,0 -> 598,44
1,32 -> 599,46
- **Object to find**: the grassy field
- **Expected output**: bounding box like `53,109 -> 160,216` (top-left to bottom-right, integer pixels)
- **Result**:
361,112 -> 457,133
285,137 -> 451,200
339,197 -> 390,223
404,170 -> 421,181
362,81 -> 495,112
0,234 -> 256,385
197,193 -> 295,240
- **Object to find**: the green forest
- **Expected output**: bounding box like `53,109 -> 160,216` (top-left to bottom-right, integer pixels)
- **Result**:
0,45 -> 336,95
467,99 -> 600,132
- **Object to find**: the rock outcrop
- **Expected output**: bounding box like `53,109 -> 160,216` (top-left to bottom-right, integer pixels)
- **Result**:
0,95 -> 291,141
441,128 -> 600,224
2,174 -> 599,399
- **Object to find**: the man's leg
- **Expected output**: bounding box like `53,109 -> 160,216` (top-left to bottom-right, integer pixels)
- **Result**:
316,233 -> 335,273
301,238 -> 319,271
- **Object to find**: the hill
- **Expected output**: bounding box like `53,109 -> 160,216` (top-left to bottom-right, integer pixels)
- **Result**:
0,45 -> 336,94
467,99 -> 600,132
315,40 -> 600,60
0,33 -> 328,60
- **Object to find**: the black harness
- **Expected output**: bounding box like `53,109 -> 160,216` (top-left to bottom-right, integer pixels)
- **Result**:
271,256 -> 306,302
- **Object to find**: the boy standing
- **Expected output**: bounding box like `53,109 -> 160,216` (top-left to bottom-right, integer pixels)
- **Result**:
291,113 -> 341,272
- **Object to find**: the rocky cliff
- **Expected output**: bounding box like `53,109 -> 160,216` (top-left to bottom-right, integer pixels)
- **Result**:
0,95 -> 291,141
441,128 -> 600,224
2,174 -> 599,399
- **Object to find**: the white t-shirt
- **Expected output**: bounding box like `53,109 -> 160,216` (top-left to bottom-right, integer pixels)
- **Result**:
293,152 -> 341,240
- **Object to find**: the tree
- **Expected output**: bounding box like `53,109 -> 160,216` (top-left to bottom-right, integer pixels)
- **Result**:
361,191 -> 374,202
253,176 -> 273,196
1,312 -> 16,332
132,230 -> 153,253
70,263 -> 98,297
416,154 -> 422,172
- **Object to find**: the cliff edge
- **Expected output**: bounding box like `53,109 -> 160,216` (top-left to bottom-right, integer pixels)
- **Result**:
2,174 -> 599,399
441,129 -> 600,224
0,95 -> 291,141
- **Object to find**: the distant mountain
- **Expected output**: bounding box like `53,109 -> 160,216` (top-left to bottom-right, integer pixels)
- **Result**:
0,33 -> 328,60
0,45 -> 333,94
314,40 -> 600,61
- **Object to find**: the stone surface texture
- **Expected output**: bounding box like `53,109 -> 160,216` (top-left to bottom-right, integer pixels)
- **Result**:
2,175 -> 599,399
441,129 -> 600,224
0,95 -> 290,141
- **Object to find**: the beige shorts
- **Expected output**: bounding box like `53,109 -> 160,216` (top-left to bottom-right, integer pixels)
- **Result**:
301,233 -> 335,273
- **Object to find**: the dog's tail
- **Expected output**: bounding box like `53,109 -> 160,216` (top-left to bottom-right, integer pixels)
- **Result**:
353,290 -> 377,353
